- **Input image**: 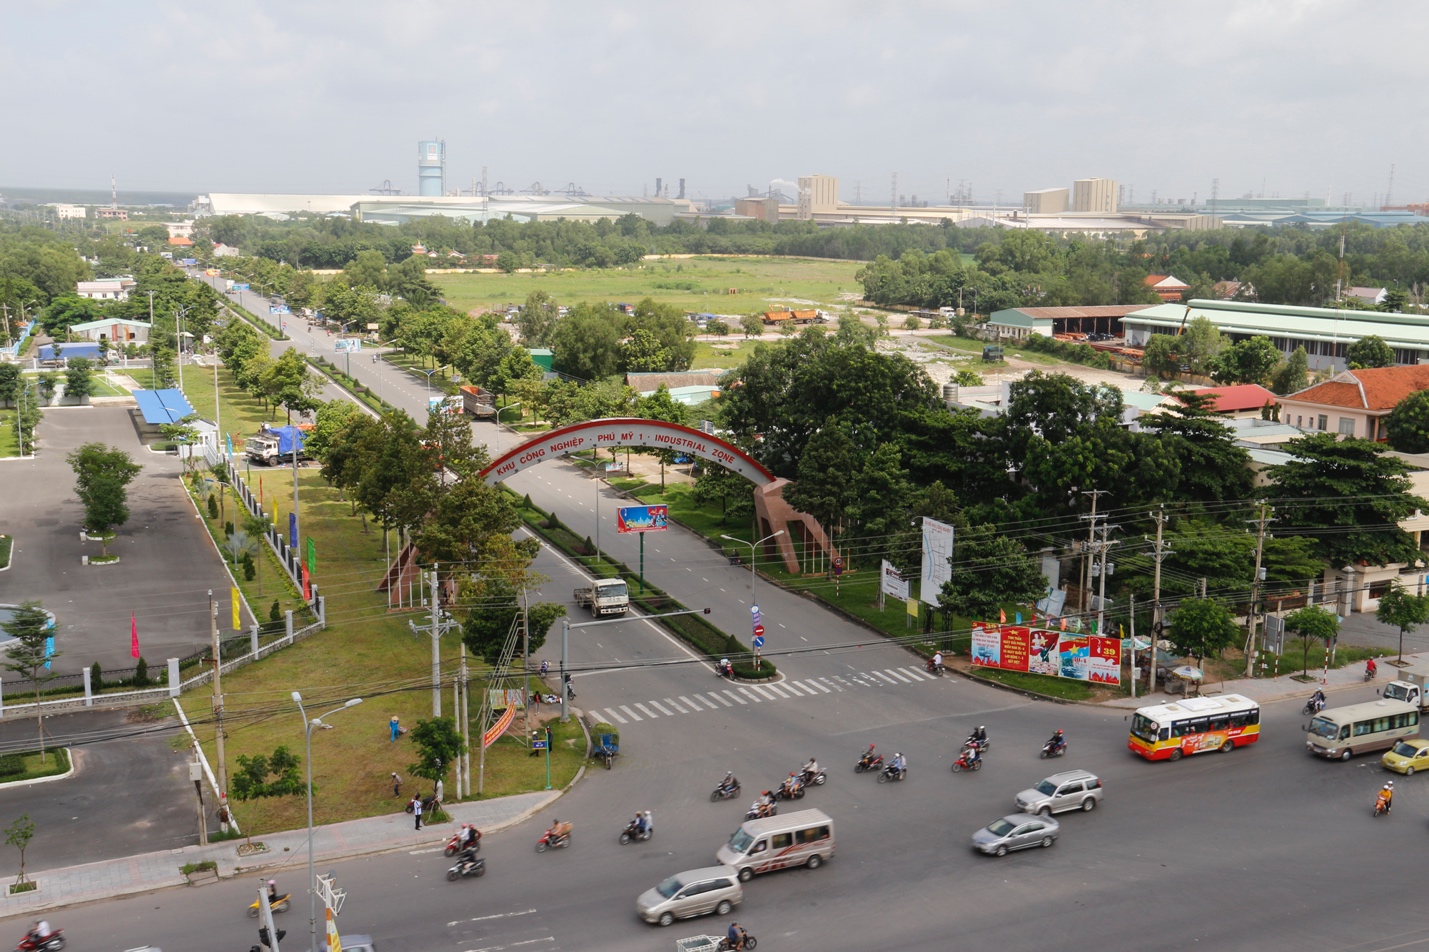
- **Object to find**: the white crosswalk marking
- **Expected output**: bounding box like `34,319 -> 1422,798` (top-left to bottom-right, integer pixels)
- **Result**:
680,695 -> 709,710
872,671 -> 899,685
764,683 -> 792,699
886,668 -> 914,683
749,684 -> 779,700
650,700 -> 676,715
804,680 -> 831,693
635,702 -> 659,718
737,687 -> 762,703
603,708 -> 628,724
619,705 -> 642,722
780,681 -> 807,696
660,698 -> 687,713
902,667 -> 930,680
721,690 -> 746,705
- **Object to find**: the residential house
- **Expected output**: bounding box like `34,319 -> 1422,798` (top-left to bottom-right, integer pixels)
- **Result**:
76,278 -> 135,301
68,318 -> 152,345
1343,286 -> 1388,306
1174,384 -> 1278,420
1277,365 -> 1429,440
1144,274 -> 1190,301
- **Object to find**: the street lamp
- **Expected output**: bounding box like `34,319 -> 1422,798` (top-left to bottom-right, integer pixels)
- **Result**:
494,402 -> 521,454
292,692 -> 362,952
419,368 -> 438,398
721,529 -> 786,608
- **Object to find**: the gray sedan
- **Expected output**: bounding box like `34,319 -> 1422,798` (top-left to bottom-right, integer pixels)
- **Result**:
971,814 -> 1060,856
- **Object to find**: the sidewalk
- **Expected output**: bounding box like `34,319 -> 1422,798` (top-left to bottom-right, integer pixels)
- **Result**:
1099,649 -> 1424,709
2,788 -> 562,916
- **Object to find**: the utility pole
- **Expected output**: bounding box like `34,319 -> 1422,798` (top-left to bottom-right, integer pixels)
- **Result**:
408,567 -> 460,717
1080,489 -> 1107,616
1246,502 -> 1273,676
1093,521 -> 1118,636
1148,508 -> 1171,695
458,641 -> 470,799
210,591 -> 228,801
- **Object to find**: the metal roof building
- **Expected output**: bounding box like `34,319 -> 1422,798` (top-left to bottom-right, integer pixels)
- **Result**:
133,389 -> 195,425
1123,299 -> 1429,372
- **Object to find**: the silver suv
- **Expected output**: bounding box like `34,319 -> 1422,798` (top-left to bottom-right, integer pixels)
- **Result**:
1014,769 -> 1102,816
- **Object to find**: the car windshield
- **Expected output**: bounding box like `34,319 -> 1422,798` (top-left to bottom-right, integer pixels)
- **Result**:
1384,683 -> 1410,703
1033,780 -> 1057,795
655,875 -> 684,899
601,581 -> 628,598
986,819 -> 1015,837
728,829 -> 755,853
1391,740 -> 1421,757
1130,713 -> 1160,742
1308,716 -> 1339,740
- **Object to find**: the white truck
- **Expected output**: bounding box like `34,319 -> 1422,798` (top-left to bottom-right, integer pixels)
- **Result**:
1383,662 -> 1429,710
574,578 -> 629,617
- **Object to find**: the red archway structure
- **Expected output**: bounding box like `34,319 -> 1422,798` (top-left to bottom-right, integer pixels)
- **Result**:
478,419 -> 832,574
480,418 -> 775,486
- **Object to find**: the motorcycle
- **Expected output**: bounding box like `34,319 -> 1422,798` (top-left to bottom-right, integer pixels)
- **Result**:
710,778 -> 742,802
446,853 -> 487,881
444,828 -> 481,857
715,660 -> 735,679
619,813 -> 654,845
1302,696 -> 1326,716
1040,739 -> 1068,759
925,658 -> 945,676
1375,794 -> 1392,818
247,893 -> 291,917
801,767 -> 827,787
773,776 -> 805,801
951,751 -> 982,772
963,736 -> 991,755
717,933 -> 758,951
877,762 -> 908,783
404,794 -> 439,815
746,801 -> 777,820
1365,665 -> 1378,683
14,931 -> 65,952
855,746 -> 884,774
535,824 -> 572,852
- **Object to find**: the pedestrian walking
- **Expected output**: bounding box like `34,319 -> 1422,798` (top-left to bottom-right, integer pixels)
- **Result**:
391,772 -> 402,798
412,795 -> 423,830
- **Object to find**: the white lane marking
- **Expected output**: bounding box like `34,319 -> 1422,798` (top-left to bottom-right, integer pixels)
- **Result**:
764,683 -> 793,698
635,702 -> 659,718
736,687 -> 760,703
603,708 -> 628,725
410,846 -> 446,854
462,938 -> 555,952
649,700 -> 675,716
710,692 -> 735,706
748,684 -> 778,701
619,705 -> 642,722
886,668 -> 914,683
780,681 -> 807,696
778,622 -> 787,628
449,909 -> 537,926
804,679 -> 831,693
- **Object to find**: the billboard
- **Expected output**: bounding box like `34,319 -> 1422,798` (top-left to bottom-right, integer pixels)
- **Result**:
334,338 -> 362,352
920,518 -> 955,606
971,623 -> 1121,685
880,560 -> 909,600
616,505 -> 668,533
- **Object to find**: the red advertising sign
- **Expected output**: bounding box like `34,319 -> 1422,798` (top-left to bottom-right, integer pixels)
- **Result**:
971,624 -> 1121,685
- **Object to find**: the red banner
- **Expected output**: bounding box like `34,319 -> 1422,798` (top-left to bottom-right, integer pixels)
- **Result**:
971,624 -> 1121,685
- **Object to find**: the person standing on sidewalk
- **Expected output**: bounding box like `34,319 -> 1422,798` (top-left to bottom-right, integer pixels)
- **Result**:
391,772 -> 402,798
412,794 -> 423,830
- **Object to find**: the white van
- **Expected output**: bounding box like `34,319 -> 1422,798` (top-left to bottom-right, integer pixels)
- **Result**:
716,808 -> 834,881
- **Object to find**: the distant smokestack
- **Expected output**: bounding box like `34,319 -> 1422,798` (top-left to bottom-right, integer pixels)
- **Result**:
655,178 -> 662,199
678,178 -> 686,199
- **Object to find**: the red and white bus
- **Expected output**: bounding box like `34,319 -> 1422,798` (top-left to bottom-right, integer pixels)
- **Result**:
1128,694 -> 1261,761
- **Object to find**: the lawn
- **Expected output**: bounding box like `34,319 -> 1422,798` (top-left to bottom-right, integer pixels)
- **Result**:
691,338 -> 768,371
0,410 -> 17,458
926,334 -> 1070,369
432,255 -> 863,317
180,364 -> 279,448
88,376 -> 128,397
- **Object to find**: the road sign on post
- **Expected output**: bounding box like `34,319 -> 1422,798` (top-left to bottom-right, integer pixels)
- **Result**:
753,634 -> 765,648
753,624 -> 765,639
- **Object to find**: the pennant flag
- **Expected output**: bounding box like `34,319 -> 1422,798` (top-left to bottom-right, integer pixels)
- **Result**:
302,563 -> 311,601
1060,616 -> 1067,631
43,636 -> 55,670
325,906 -> 342,952
130,614 -> 140,659
1119,624 -> 1125,638
999,609 -> 1007,624
1072,616 -> 1083,632
1015,612 -> 1022,625
306,537 -> 316,577
289,512 -> 297,549
231,587 -> 241,630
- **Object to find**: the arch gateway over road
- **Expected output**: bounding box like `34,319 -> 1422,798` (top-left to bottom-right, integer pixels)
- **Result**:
480,418 -> 776,486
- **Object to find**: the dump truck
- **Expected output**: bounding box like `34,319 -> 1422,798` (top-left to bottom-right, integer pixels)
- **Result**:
460,385 -> 497,418
762,311 -> 793,325
574,578 -> 629,617
246,424 -> 311,466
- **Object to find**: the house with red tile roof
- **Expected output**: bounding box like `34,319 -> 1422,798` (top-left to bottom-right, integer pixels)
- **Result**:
1277,365 -> 1429,441
1144,274 -> 1190,301
1175,384 -> 1278,419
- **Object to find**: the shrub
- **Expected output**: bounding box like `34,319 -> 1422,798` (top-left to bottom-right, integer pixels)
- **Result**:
207,495 -> 219,519
224,520 -> 234,538
0,754 -> 24,778
90,661 -> 103,690
241,552 -> 256,581
134,656 -> 149,687
269,600 -> 282,624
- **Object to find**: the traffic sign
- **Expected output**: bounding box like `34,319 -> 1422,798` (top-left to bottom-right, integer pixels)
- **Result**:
833,556 -> 845,576
532,739 -> 548,750
753,624 -> 765,638
753,635 -> 765,649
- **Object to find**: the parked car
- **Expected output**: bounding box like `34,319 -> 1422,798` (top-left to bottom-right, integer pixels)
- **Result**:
971,814 -> 1060,856
1382,737 -> 1429,774
1013,769 -> 1103,816
636,865 -> 742,926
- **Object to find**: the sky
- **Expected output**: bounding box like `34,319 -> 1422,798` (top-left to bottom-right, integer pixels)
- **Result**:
3,1 -> 1426,207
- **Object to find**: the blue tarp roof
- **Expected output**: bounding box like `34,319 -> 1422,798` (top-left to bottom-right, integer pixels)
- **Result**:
134,389 -> 195,425
37,342 -> 102,361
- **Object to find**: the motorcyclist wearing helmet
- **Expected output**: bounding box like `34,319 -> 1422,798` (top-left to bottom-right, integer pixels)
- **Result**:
891,751 -> 907,776
963,743 -> 979,766
719,770 -> 738,794
757,791 -> 775,817
1379,780 -> 1394,813
267,879 -> 279,903
1047,729 -> 1065,752
801,756 -> 820,783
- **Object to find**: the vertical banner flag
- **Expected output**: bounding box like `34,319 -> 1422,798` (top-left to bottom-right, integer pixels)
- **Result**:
226,434 -> 234,458
302,563 -> 311,600
130,613 -> 140,659
231,587 -> 241,629
259,477 -> 264,508
288,511 -> 298,549
919,518 -> 955,607
306,537 -> 316,577
43,636 -> 55,670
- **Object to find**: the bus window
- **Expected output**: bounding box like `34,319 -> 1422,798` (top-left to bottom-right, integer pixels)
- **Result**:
1339,725 -> 1351,741
1209,715 -> 1229,732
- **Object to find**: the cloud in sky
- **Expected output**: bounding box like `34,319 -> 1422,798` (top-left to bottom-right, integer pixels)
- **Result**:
2,0 -> 1425,206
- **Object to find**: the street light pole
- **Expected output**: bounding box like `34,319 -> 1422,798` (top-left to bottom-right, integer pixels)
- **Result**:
494,402 -> 521,454
721,530 -> 786,608
292,693 -> 362,952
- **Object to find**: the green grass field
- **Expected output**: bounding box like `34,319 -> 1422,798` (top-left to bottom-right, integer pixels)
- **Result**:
0,410 -> 17,458
432,255 -> 863,316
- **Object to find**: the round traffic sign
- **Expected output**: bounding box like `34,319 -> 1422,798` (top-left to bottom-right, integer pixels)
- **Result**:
753,635 -> 765,649
833,556 -> 844,569
753,624 -> 765,637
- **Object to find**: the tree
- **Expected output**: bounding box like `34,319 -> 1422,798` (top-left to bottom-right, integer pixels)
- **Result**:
1347,334 -> 1395,370
67,442 -> 142,556
0,603 -> 56,760
1284,605 -> 1339,677
1137,393 -> 1253,504
305,399 -> 360,464
936,524 -> 1047,622
691,462 -> 754,525
1180,316 -> 1227,376
1270,433 -> 1426,566
0,363 -> 19,406
459,575 -> 566,663
408,716 -> 468,793
549,302 -> 622,381
706,318 -> 729,337
1386,389 -> 1429,453
740,313 -> 764,339
5,814 -> 35,891
261,348 -> 321,422
1270,345 -> 1309,395
1166,597 -> 1239,664
1210,336 -> 1281,386
231,746 -> 304,799
1376,583 -> 1429,663
782,420 -> 860,541
515,290 -> 559,345
635,385 -> 690,490
64,357 -> 95,401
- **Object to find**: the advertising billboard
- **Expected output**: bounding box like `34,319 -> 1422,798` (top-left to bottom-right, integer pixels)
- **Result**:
920,518 -> 955,606
971,623 -> 1121,685
880,559 -> 909,600
616,505 -> 669,533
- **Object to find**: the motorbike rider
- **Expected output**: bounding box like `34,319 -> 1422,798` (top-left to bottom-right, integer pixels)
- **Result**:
633,811 -> 650,836
727,921 -> 749,950
1047,729 -> 1066,753
267,879 -> 280,903
963,743 -> 980,767
546,818 -> 571,842
717,657 -> 733,677
459,823 -> 480,851
1310,688 -> 1326,710
28,921 -> 53,945
931,650 -> 943,672
757,791 -> 776,817
719,770 -> 739,795
860,743 -> 878,766
970,725 -> 988,748
802,756 -> 820,783
890,751 -> 907,777
1379,780 -> 1394,813
1367,657 -> 1378,680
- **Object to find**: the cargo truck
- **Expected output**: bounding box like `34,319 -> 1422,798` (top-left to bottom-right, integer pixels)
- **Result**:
246,424 -> 311,466
1383,662 -> 1429,710
460,385 -> 497,418
574,578 -> 629,616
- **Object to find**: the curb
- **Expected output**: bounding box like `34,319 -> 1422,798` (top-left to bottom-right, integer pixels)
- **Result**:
0,748 -> 76,789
